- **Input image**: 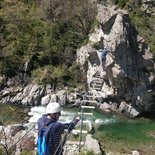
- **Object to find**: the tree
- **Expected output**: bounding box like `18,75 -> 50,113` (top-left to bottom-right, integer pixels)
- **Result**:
38,0 -> 97,67
32,65 -> 68,91
40,0 -> 97,36
0,0 -> 50,75
0,0 -> 96,89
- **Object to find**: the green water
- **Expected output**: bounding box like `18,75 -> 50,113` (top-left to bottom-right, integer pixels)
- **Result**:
100,119 -> 155,141
63,107 -> 155,154
93,110 -> 155,154
93,110 -> 155,141
63,107 -> 155,143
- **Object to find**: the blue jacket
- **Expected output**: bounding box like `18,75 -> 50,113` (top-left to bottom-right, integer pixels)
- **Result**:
99,48 -> 107,60
37,114 -> 78,155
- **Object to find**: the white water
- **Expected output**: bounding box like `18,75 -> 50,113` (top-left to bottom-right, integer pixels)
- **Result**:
28,106 -> 116,125
28,106 -> 46,123
95,118 -> 115,125
28,106 -> 77,123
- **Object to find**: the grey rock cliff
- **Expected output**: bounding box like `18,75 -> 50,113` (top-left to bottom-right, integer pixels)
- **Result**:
76,4 -> 155,115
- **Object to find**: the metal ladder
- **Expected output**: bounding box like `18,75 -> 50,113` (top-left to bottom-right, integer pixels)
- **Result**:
66,105 -> 95,152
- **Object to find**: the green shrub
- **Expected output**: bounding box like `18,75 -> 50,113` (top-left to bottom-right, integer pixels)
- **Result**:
32,63 -> 87,91
68,63 -> 87,90
92,36 -> 104,50
0,56 -> 21,77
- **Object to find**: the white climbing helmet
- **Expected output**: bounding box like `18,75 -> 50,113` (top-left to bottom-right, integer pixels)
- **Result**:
46,102 -> 61,114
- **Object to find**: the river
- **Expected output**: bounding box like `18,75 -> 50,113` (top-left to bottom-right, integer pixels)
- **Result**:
28,105 -> 155,154
60,106 -> 155,154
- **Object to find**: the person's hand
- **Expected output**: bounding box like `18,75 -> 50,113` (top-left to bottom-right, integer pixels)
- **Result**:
73,116 -> 80,124
75,116 -> 80,121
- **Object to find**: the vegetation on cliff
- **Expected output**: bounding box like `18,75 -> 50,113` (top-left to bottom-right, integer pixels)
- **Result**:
0,0 -> 155,90
0,0 -> 97,90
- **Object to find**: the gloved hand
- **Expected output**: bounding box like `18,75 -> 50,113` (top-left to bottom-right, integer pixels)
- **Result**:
75,116 -> 80,121
73,116 -> 80,125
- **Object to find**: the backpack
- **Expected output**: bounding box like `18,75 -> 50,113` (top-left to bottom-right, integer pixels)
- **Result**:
37,123 -> 54,155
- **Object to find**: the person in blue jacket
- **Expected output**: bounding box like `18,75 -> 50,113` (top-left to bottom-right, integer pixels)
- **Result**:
37,102 -> 79,155
99,47 -> 108,69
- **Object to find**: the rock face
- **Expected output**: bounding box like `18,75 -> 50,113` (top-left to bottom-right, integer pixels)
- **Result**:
0,123 -> 36,155
84,134 -> 103,155
76,4 -> 155,114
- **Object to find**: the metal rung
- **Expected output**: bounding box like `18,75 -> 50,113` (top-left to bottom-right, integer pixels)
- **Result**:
81,105 -> 95,109
72,129 -> 88,134
79,120 -> 91,124
78,112 -> 93,116
93,77 -> 103,80
82,100 -> 97,103
66,141 -> 84,145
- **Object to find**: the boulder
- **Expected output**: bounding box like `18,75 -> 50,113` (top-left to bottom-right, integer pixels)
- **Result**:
85,134 -> 103,155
